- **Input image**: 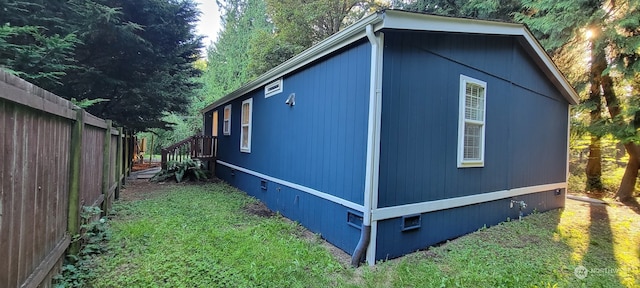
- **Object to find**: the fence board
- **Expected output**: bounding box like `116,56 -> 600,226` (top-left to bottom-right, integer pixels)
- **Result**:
80,125 -> 105,207
0,70 -> 125,287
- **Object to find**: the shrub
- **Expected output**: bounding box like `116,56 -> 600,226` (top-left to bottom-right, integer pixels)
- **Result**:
151,158 -> 210,183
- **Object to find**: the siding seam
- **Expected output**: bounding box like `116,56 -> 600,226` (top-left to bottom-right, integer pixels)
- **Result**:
416,46 -> 564,103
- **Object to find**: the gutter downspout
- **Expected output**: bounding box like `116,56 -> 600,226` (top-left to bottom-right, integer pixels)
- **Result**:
351,24 -> 381,267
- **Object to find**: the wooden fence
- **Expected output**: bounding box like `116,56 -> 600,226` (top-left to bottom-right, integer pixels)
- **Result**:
0,70 -> 131,288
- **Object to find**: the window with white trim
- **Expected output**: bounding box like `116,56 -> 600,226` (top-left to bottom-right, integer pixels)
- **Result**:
212,110 -> 218,137
264,78 -> 283,98
240,98 -> 252,152
223,105 -> 231,135
457,75 -> 487,168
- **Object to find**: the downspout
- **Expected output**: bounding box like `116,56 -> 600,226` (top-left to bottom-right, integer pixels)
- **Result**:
351,24 -> 380,267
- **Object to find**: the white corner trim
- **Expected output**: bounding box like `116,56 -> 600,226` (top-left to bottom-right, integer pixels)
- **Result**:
371,182 -> 566,221
566,106 -> 571,201
217,160 -> 365,212
366,220 -> 378,266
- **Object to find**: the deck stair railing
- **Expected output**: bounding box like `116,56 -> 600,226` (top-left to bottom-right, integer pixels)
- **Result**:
161,134 -> 217,170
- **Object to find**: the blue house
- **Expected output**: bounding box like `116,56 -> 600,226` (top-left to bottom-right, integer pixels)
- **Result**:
201,10 -> 578,266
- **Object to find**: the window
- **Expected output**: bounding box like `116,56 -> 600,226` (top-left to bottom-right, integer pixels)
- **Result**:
240,98 -> 252,152
212,110 -> 218,137
457,75 -> 487,168
223,105 -> 231,135
264,78 -> 283,98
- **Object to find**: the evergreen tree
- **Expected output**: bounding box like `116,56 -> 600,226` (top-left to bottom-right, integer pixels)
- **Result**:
0,0 -> 203,131
517,0 -> 640,201
400,0 -> 522,21
0,0 -> 80,89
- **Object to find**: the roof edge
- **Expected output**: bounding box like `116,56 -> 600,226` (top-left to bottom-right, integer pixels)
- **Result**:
202,10 -> 579,114
201,11 -> 384,113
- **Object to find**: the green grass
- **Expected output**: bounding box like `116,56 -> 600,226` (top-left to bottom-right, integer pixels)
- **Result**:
91,183 -> 348,287
90,183 -> 640,287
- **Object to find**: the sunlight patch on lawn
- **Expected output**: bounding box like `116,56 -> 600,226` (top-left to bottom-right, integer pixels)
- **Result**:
554,209 -> 590,264
607,206 -> 640,287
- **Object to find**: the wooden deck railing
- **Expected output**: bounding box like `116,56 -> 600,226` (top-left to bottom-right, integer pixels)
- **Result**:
161,135 -> 217,169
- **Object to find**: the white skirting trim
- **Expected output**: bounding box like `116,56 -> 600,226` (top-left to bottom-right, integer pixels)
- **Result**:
217,160 -> 365,212
371,182 -> 566,221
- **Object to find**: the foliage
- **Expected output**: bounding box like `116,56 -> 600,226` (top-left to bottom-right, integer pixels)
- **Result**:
517,0 -> 640,199
0,0 -> 204,131
151,158 -> 209,182
70,97 -> 109,109
0,0 -> 81,87
252,0 -> 384,76
400,0 -> 523,21
54,206 -> 111,288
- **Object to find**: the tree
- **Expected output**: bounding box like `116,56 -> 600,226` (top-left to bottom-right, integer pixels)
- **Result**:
198,0 -> 273,107
249,0 -> 385,75
516,0 -> 640,201
0,0 -> 80,89
400,0 -> 523,21
0,0 -> 203,131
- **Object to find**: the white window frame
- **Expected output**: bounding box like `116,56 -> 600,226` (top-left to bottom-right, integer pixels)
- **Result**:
223,105 -> 231,136
457,75 -> 487,168
240,98 -> 253,153
264,78 -> 283,98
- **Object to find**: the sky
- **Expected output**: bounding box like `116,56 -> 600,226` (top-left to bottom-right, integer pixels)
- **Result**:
195,0 -> 223,48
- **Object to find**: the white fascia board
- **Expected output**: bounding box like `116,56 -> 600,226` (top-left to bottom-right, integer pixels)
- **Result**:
381,10 -> 524,36
371,182 -> 567,221
201,13 -> 384,114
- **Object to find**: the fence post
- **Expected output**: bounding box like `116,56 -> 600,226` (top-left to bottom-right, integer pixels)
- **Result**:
101,120 -> 112,214
123,131 -> 129,185
67,109 -> 84,256
115,127 -> 123,200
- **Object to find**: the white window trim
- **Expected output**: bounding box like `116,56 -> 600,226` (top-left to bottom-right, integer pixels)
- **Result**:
223,105 -> 231,135
240,98 -> 252,153
457,75 -> 487,168
264,78 -> 283,98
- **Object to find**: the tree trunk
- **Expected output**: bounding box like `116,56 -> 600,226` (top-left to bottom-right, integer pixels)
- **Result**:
617,143 -> 640,202
599,50 -> 639,201
585,42 -> 606,193
586,135 -> 604,192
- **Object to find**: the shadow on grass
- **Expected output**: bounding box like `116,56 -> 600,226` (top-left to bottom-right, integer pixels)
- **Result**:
577,201 -> 637,287
620,197 -> 640,215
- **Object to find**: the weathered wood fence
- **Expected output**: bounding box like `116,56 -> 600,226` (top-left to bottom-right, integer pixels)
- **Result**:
0,70 -> 132,287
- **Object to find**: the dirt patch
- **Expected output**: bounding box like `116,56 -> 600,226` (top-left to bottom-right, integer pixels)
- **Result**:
244,202 -> 276,218
120,179 -> 174,201
132,162 -> 160,172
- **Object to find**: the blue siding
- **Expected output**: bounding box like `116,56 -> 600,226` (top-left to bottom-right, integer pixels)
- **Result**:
216,164 -> 362,254
206,41 -> 371,256
378,31 -> 569,208
375,189 -> 566,260
213,40 -> 370,205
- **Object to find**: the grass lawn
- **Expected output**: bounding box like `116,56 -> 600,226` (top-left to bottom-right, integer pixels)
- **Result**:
89,181 -> 640,287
